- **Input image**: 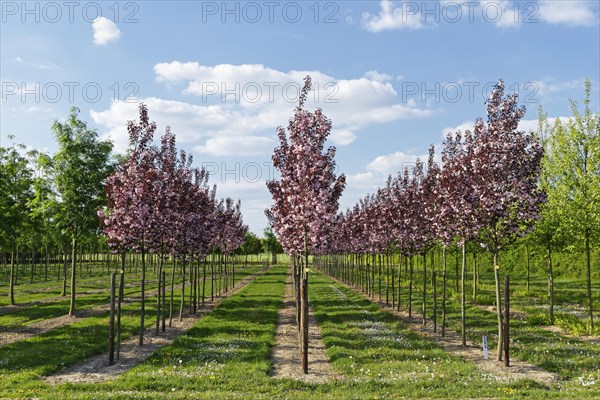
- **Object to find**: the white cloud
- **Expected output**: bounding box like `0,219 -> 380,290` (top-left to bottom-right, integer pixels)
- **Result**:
441,120 -> 475,138
89,61 -> 433,154
339,149 -> 433,213
531,78 -> 585,98
361,0 -> 426,32
195,136 -> 276,156
366,150 -> 428,175
92,17 -> 121,45
362,0 -> 598,31
364,70 -> 393,82
538,0 -> 598,26
14,56 -> 57,70
329,129 -> 357,146
442,117 -> 572,138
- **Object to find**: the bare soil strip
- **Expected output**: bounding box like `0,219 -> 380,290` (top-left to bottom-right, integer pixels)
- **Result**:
270,273 -> 340,383
1,275 -> 234,347
540,324 -> 600,345
0,280 -> 152,316
0,283 -> 174,347
476,304 -> 600,346
326,274 -> 560,386
0,288 -> 108,315
43,267 -> 267,385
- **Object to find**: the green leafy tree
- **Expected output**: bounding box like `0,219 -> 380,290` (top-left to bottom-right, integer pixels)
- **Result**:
0,136 -> 34,304
540,79 -> 600,333
26,150 -> 57,282
262,226 -> 283,264
52,107 -> 114,316
240,232 -> 264,261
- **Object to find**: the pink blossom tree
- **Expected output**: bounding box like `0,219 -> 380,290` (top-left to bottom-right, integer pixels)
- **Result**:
266,76 -> 346,374
467,81 -> 545,360
100,104 -> 158,346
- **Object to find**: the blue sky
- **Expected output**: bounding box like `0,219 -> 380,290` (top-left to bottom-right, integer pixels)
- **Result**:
1,0 -> 599,235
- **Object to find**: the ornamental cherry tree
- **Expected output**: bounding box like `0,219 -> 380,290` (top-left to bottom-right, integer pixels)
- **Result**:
100,104 -> 158,346
468,80 -> 545,360
266,76 -> 346,374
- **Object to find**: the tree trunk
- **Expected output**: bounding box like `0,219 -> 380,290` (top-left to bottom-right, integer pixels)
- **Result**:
169,257 -> 176,327
504,275 -> 510,367
547,245 -> 554,325
422,252 -> 427,325
461,241 -> 466,346
9,243 -> 16,305
396,254 -> 401,311
300,276 -> 309,374
493,251 -> 503,361
455,248 -> 459,292
179,260 -> 186,322
392,254 -> 396,309
472,250 -> 477,302
117,252 -> 125,360
408,256 -> 413,318
162,269 -> 166,332
109,272 -> 116,365
68,235 -> 77,316
156,258 -> 163,335
301,234 -> 309,375
202,257 -> 207,305
44,244 -> 49,282
525,244 -> 530,293
30,250 -> 34,283
139,246 -> 146,346
442,246 -> 447,337
433,270 -> 437,333
61,247 -> 67,296
585,231 -> 594,334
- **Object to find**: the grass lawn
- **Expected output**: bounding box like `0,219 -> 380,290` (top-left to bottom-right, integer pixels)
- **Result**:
1,265 -> 598,399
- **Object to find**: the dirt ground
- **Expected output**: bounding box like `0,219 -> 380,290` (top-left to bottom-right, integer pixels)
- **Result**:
1,283 -> 185,347
270,273 -> 341,383
328,275 -> 560,386
43,268 -> 267,384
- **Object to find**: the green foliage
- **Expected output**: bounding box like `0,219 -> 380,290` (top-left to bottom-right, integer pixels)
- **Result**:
262,226 -> 283,255
0,137 -> 34,248
239,231 -> 263,256
52,107 -> 114,238
554,313 -> 589,336
539,78 -> 600,250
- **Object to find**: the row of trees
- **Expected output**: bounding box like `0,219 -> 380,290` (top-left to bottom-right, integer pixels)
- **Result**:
318,80 -> 544,361
1,106 -> 252,344
99,104 -> 248,345
267,78 -> 597,372
0,108 -> 113,312
266,76 -> 346,373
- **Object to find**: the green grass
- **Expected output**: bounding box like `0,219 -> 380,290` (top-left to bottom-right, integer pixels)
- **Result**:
1,264 -> 599,398
0,262 -> 259,332
320,266 -> 600,397
0,264 -> 263,397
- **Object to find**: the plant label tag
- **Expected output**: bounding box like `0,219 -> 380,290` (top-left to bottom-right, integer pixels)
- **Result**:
482,336 -> 489,360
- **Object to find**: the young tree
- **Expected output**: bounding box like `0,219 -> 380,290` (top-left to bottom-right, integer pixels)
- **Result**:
0,136 -> 34,305
53,107 -> 114,316
266,76 -> 346,373
262,226 -> 283,264
241,232 -> 264,262
101,104 -> 158,344
469,81 -> 545,359
540,79 -> 600,333
27,150 -> 57,283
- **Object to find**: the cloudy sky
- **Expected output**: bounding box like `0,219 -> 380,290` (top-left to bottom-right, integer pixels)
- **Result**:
1,0 -> 599,235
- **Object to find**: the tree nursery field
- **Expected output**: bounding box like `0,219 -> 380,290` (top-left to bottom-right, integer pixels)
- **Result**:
1,2 -> 599,398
